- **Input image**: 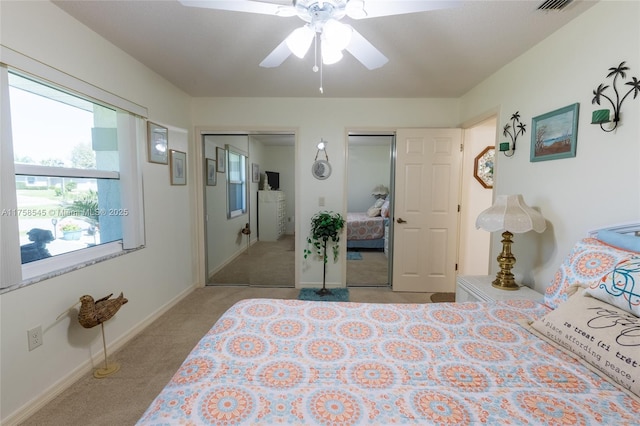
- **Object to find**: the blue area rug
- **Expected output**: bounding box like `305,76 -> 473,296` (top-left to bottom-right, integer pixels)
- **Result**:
347,251 -> 362,260
298,288 -> 349,302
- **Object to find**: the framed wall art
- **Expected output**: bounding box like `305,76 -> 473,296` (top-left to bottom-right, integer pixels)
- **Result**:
147,122 -> 168,164
206,158 -> 216,186
170,150 -> 187,185
252,163 -> 260,183
530,103 -> 579,162
216,147 -> 226,173
473,146 -> 494,189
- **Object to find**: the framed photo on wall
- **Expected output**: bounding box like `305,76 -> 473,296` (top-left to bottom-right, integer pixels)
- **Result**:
147,122 -> 168,164
252,163 -> 260,183
206,158 -> 216,186
170,150 -> 187,185
530,103 -> 579,162
216,147 -> 226,173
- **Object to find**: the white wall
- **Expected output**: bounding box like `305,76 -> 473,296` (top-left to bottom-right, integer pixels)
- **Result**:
0,2 -> 196,423
348,142 -> 392,212
191,98 -> 460,288
460,1 -> 640,292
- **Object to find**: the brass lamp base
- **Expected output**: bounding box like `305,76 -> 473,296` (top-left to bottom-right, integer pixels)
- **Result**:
492,231 -> 520,291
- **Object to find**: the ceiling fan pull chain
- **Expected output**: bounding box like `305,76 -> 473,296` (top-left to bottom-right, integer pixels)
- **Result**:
312,32 -> 323,94
320,60 -> 324,94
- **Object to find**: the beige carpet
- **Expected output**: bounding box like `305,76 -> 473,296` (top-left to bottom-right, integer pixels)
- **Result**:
209,236 -> 389,287
21,286 -> 437,425
209,235 -> 295,287
347,249 -> 389,286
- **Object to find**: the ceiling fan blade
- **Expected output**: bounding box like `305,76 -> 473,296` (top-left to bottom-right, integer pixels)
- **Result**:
259,39 -> 293,68
348,0 -> 459,20
179,1 -> 294,16
344,27 -> 388,70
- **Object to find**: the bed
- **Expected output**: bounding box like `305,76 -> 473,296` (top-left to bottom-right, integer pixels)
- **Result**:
345,212 -> 387,249
346,198 -> 390,250
137,229 -> 640,425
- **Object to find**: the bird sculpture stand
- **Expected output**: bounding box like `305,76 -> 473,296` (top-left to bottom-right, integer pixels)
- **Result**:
77,293 -> 128,378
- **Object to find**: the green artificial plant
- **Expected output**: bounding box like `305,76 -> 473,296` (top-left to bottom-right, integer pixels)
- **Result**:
303,211 -> 346,264
303,210 -> 346,296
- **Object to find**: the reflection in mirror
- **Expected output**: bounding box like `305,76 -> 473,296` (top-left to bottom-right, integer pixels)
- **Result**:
346,134 -> 394,287
226,146 -> 247,218
204,133 -> 295,288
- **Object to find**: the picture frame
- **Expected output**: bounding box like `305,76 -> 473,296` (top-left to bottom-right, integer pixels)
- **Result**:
147,122 -> 168,164
216,147 -> 226,173
530,103 -> 579,162
206,158 -> 217,186
170,150 -> 187,185
252,163 -> 260,183
473,146 -> 494,189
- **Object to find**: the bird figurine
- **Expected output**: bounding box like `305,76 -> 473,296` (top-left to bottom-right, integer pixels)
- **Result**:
78,292 -> 128,329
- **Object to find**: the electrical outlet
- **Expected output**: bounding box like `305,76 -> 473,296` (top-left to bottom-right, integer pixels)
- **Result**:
319,196 -> 325,206
27,325 -> 43,351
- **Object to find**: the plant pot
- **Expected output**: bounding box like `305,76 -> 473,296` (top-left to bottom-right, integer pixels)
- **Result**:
62,230 -> 82,240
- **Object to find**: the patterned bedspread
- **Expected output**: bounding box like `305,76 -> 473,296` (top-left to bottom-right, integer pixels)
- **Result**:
346,212 -> 384,240
137,299 -> 640,425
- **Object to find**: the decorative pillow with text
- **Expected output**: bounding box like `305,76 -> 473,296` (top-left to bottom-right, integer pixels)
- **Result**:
527,290 -> 640,401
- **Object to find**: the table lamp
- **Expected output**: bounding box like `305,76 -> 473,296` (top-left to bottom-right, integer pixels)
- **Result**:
475,194 -> 546,290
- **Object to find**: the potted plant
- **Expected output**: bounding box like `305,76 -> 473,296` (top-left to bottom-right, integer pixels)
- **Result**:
303,211 -> 345,296
61,222 -> 82,240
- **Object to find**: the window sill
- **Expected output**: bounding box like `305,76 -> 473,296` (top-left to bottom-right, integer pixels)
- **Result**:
0,245 -> 144,294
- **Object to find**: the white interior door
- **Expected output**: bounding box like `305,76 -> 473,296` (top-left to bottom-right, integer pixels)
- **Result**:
392,128 -> 462,293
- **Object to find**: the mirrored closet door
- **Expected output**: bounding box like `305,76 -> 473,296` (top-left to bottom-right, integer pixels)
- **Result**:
346,134 -> 394,287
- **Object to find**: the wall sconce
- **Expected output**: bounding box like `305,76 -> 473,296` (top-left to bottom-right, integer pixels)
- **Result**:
591,61 -> 640,132
500,111 -> 526,157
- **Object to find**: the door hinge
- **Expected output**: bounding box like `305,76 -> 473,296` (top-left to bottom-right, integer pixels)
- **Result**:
460,143 -> 463,152
457,204 -> 461,212
455,263 -> 458,271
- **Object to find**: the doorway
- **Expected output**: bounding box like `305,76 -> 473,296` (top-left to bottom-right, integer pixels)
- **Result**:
346,133 -> 394,287
203,132 -> 296,287
458,115 -> 496,275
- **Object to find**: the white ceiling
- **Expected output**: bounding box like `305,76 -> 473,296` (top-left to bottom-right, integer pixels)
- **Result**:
52,0 -> 596,98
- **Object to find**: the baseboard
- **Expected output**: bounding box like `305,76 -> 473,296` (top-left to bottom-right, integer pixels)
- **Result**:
2,284 -> 197,426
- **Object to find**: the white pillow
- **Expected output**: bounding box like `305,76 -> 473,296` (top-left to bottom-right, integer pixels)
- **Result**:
374,198 -> 385,208
367,206 -> 381,217
380,199 -> 390,218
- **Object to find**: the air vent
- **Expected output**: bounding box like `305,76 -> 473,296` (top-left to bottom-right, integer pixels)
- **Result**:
537,0 -> 573,10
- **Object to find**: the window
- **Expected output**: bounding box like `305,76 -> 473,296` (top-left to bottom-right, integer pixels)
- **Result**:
226,146 -> 247,218
1,51 -> 146,290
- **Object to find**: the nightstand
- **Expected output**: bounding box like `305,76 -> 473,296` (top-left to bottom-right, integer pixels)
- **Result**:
456,275 -> 543,303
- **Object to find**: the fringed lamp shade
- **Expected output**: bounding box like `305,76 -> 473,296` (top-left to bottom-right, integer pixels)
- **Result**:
476,195 -> 546,290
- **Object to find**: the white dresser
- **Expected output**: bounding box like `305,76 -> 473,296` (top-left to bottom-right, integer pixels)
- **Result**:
455,275 -> 543,303
258,190 -> 286,241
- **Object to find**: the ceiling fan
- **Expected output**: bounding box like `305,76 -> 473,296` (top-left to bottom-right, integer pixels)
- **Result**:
179,1 -> 457,70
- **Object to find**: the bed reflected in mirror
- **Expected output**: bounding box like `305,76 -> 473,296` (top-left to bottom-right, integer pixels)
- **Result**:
346,134 -> 394,287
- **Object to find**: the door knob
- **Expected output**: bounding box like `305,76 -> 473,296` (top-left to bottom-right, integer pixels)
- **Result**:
396,218 -> 407,224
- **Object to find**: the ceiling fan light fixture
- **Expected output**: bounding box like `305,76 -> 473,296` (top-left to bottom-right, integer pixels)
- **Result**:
323,19 -> 352,51
321,41 -> 343,65
285,25 -> 315,58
